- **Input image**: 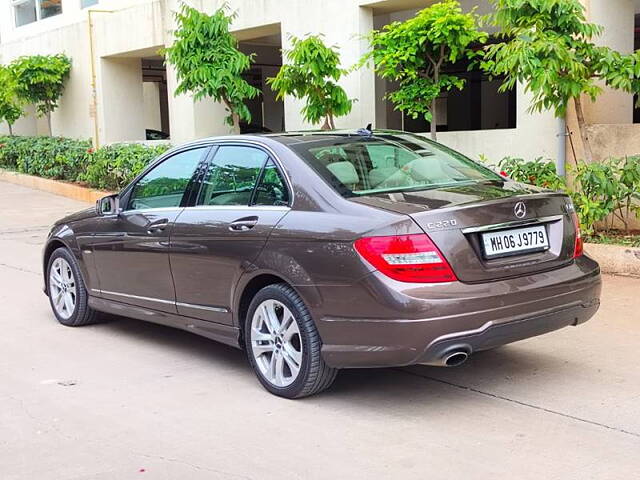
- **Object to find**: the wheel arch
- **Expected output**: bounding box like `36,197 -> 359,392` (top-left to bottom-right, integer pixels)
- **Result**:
43,232 -> 88,296
234,271 -> 322,346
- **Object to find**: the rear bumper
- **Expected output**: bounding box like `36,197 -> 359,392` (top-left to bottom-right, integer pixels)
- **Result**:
415,298 -> 598,366
315,256 -> 601,368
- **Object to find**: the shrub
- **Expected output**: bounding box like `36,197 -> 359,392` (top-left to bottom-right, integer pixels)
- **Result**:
0,135 -> 170,191
79,143 -> 171,191
0,135 -> 24,169
0,135 -> 91,180
497,157 -> 566,191
572,157 -> 640,234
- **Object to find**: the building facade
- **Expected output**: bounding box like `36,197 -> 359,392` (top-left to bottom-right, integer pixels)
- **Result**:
1,0 -> 639,162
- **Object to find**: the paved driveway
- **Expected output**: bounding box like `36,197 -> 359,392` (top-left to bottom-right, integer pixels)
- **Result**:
1,181 -> 639,480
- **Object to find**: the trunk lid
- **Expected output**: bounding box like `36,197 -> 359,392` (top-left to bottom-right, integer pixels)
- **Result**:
351,182 -> 576,283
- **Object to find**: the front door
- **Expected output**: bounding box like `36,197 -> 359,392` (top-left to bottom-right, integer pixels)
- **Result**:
91,147 -> 208,312
170,144 -> 290,324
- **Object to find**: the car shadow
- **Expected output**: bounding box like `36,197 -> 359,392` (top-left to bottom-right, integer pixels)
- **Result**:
324,346 -> 571,404
92,315 -> 571,405
93,314 -> 249,370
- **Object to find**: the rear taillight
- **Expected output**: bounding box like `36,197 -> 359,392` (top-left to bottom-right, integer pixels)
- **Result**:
354,234 -> 457,283
571,212 -> 583,258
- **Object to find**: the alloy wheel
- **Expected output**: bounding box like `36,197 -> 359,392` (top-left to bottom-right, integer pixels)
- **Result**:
49,257 -> 77,320
250,299 -> 303,388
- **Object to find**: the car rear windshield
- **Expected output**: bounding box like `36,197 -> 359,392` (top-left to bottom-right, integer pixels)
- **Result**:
290,133 -> 502,197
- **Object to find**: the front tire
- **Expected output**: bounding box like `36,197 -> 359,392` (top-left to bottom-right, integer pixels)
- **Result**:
47,247 -> 102,327
245,283 -> 337,398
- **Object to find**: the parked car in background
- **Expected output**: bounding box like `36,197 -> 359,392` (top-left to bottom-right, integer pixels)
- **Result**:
240,122 -> 273,134
145,129 -> 170,141
43,130 -> 601,398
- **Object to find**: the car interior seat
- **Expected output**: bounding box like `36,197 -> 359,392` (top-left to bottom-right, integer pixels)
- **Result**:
326,161 -> 360,190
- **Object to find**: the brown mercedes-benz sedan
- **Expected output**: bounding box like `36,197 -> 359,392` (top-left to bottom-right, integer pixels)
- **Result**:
43,130 -> 601,398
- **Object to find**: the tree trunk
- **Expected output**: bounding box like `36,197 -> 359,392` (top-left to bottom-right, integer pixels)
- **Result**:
430,97 -> 437,141
427,50 -> 444,142
222,97 -> 241,134
321,115 -> 331,130
232,112 -> 240,133
8,123 -> 13,136
573,96 -> 594,164
46,112 -> 52,136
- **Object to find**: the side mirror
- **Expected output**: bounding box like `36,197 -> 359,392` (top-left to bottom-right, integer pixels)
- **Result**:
96,194 -> 120,216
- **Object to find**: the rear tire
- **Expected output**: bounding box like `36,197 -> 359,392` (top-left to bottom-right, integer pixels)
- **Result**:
47,247 -> 102,327
244,283 -> 337,398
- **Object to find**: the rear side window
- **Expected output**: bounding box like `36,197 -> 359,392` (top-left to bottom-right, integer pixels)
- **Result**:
198,146 -> 267,206
127,147 -> 205,210
254,159 -> 289,206
291,133 -> 501,197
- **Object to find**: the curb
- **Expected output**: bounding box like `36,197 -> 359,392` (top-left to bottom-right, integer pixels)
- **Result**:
0,169 -> 112,203
584,243 -> 640,278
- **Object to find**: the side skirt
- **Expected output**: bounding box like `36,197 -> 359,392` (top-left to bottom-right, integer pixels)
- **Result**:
88,296 -> 242,349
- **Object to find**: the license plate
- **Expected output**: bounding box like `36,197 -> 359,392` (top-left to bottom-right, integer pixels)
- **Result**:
481,225 -> 549,259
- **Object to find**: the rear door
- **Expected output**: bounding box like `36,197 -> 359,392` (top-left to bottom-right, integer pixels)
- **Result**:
169,144 -> 290,325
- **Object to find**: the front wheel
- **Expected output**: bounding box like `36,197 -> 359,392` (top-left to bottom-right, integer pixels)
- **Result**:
47,247 -> 102,327
245,284 -> 337,398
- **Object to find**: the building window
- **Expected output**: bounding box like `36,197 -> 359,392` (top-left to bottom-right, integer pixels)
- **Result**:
13,0 -> 37,26
81,0 -> 99,8
12,0 -> 62,27
40,0 -> 62,19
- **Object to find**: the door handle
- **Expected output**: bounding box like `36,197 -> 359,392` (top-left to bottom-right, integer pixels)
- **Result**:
229,216 -> 258,232
147,220 -> 169,234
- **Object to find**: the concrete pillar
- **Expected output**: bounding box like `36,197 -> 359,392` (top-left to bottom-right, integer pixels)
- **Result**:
280,2 -> 377,130
98,57 -> 145,143
165,63 -> 231,145
583,0 -> 635,124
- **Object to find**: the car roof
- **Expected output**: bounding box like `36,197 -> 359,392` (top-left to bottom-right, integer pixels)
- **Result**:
264,129 -> 409,146
177,129 -> 418,150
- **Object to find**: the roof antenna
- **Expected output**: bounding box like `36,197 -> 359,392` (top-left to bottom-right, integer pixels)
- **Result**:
356,123 -> 373,136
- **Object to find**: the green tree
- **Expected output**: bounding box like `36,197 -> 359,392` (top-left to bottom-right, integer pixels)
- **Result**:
11,54 -> 71,135
164,3 -> 259,131
366,0 -> 487,140
482,0 -> 640,164
267,35 -> 354,130
0,65 -> 24,136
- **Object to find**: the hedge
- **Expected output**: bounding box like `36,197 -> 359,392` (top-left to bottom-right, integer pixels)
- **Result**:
0,136 -> 170,191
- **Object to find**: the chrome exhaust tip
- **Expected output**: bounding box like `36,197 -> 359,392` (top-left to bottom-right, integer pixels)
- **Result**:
443,351 -> 469,367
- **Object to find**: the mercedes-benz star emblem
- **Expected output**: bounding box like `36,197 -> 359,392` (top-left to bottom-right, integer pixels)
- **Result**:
514,201 -> 527,219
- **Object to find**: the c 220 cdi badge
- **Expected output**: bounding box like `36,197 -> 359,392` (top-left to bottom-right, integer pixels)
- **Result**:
44,130 -> 601,398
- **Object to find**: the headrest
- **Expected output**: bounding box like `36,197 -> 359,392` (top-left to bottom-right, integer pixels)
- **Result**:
327,161 -> 359,185
374,155 -> 395,169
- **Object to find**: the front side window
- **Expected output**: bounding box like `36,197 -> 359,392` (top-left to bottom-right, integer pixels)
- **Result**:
127,148 -> 205,210
198,146 -> 268,206
80,0 -> 99,8
13,0 -> 62,26
291,133 -> 502,197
